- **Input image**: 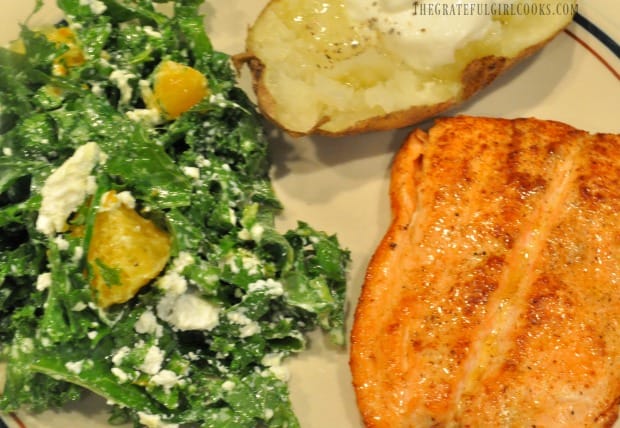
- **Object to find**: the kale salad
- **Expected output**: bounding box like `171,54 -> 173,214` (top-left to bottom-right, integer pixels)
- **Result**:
0,1 -> 349,426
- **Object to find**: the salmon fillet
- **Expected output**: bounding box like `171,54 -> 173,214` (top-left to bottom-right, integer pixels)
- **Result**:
350,116 -> 620,428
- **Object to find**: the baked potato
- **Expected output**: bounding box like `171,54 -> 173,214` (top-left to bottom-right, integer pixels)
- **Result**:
237,0 -> 576,136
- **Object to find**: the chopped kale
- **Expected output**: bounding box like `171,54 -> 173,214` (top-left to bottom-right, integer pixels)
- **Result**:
0,1 -> 350,426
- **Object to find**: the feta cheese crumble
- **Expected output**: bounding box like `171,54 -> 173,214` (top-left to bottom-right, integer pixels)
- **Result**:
172,252 -> 195,272
65,360 -> 84,374
72,302 -> 88,311
157,271 -> 188,295
157,293 -> 220,331
135,310 -> 164,338
109,69 -> 136,104
142,26 -> 163,39
139,345 -> 165,375
126,108 -> 162,126
36,272 -> 52,291
111,367 -> 130,383
182,166 -> 200,180
111,346 -> 131,366
53,235 -> 70,251
262,352 -> 290,382
98,190 -> 136,211
221,380 -> 235,392
238,223 -> 264,242
36,142 -> 105,235
151,369 -> 182,393
227,308 -> 261,338
248,278 -> 284,297
138,412 -> 178,428
79,0 -> 107,15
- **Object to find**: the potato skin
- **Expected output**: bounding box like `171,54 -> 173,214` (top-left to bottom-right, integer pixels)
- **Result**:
236,3 -> 573,137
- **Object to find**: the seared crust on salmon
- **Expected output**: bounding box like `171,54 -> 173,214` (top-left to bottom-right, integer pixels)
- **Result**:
350,116 -> 620,427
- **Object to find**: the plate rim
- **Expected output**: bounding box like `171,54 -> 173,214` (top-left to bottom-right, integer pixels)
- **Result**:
1,1 -> 619,427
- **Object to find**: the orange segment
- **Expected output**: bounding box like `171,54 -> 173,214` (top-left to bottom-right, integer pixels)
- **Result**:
46,27 -> 85,75
88,191 -> 171,308
10,26 -> 85,75
152,60 -> 209,119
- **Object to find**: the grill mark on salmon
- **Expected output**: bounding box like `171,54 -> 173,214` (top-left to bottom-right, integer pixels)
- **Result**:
451,133 -> 583,422
350,116 -> 620,428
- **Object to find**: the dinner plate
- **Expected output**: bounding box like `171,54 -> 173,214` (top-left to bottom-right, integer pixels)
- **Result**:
1,1 -> 619,427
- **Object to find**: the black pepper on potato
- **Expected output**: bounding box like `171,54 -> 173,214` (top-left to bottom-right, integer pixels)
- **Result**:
235,0 -> 577,136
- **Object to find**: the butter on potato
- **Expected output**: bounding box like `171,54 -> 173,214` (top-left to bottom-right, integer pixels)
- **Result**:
237,0 -> 576,136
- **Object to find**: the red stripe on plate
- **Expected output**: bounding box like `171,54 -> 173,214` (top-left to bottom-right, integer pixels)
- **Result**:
9,413 -> 26,428
564,28 -> 620,80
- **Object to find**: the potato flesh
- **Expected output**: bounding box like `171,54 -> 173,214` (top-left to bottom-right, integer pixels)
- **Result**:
88,191 -> 171,308
247,0 -> 575,134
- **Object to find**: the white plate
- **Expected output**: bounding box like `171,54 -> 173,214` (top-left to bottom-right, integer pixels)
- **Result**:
1,1 -> 619,427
